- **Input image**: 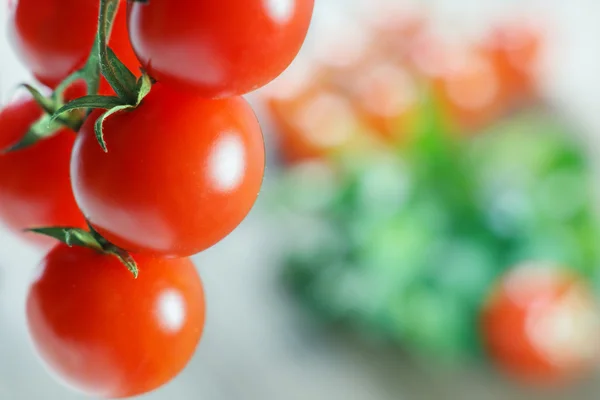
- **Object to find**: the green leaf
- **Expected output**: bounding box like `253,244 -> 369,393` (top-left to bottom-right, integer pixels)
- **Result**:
101,46 -> 138,96
106,246 -> 139,278
2,114 -> 63,153
135,73 -> 153,105
27,227 -> 103,251
52,95 -> 124,121
84,222 -> 139,278
49,0 -> 119,102
96,0 -> 138,104
28,225 -> 139,278
94,105 -> 133,152
19,84 -> 56,115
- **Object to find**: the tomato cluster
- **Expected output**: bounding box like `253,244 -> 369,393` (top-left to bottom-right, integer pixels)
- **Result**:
2,0 -> 313,397
262,13 -> 543,164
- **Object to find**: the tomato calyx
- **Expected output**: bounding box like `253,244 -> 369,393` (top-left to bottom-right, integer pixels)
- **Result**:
9,0 -> 152,153
28,223 -> 139,278
51,0 -> 153,152
53,72 -> 152,152
1,83 -> 87,154
4,0 -> 121,152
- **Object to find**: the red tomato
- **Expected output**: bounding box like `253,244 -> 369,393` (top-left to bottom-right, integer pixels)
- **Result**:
369,8 -> 426,62
0,97 -> 85,245
265,78 -> 364,164
128,0 -> 315,98
71,83 -> 265,258
482,264 -> 600,385
8,0 -> 139,91
27,243 -> 205,398
483,23 -> 542,107
423,45 -> 506,133
347,60 -> 419,143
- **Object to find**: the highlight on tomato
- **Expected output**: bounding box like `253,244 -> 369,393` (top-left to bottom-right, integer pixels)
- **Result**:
127,0 -> 315,98
481,263 -> 600,385
26,243 -> 205,398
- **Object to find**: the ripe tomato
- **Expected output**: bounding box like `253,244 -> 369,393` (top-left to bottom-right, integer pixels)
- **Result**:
27,243 -> 205,398
481,263 -> 600,385
8,0 -> 139,91
128,0 -> 315,98
482,23 -> 542,107
347,60 -> 420,143
433,47 -> 506,132
265,77 -> 366,164
0,97 -> 85,245
406,33 -> 507,132
368,8 -> 426,62
71,83 -> 265,258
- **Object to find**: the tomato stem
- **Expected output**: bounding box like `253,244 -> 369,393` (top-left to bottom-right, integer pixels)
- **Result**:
52,0 -> 122,102
27,225 -> 140,278
51,0 -> 152,151
5,0 -> 122,153
97,0 -> 139,103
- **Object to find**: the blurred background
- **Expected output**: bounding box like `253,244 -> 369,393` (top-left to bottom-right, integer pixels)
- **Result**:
4,0 -> 600,399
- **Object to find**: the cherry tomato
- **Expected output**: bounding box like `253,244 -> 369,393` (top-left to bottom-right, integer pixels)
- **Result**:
482,23 -> 542,107
368,8 -> 426,62
481,263 -> 600,385
71,83 -> 265,258
8,0 -> 139,90
347,60 -> 420,143
433,47 -> 506,132
0,97 -> 85,245
265,76 -> 366,164
27,243 -> 205,398
128,0 -> 315,97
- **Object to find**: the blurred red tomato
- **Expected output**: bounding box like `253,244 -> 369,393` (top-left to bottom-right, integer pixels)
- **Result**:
407,32 -> 507,132
436,48 -> 507,132
265,68 -> 367,163
369,9 -> 426,61
482,264 -> 600,385
482,23 -> 542,107
406,31 -> 453,79
347,60 -> 420,143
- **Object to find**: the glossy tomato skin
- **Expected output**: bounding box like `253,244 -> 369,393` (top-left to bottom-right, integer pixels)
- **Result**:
27,244 -> 205,398
0,97 -> 85,244
481,265 -> 600,385
8,0 -> 138,90
71,83 -> 265,257
128,0 -> 315,97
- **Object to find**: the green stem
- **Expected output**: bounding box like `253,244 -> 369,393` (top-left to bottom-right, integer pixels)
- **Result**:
52,0 -> 121,103
97,0 -> 138,103
9,0 -> 148,153
28,225 -> 139,278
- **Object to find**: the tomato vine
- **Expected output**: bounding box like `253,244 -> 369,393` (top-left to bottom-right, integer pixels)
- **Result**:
9,0 -> 152,274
